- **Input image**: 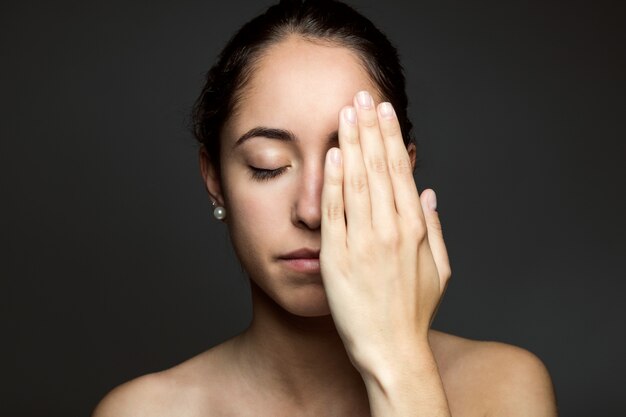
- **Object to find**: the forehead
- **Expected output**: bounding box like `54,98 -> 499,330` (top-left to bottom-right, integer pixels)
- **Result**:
223,36 -> 378,145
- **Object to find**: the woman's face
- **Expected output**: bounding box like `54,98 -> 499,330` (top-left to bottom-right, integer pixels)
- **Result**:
205,36 -> 381,317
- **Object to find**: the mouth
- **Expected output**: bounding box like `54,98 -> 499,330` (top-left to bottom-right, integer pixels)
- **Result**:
278,248 -> 321,274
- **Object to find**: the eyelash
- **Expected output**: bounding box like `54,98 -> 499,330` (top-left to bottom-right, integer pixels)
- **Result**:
249,166 -> 288,182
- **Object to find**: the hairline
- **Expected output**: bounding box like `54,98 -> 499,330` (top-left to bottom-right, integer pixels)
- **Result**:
220,32 -> 388,146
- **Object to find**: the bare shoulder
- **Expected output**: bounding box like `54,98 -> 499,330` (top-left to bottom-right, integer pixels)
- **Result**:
429,329 -> 558,417
91,371 -> 176,417
91,346 -> 230,417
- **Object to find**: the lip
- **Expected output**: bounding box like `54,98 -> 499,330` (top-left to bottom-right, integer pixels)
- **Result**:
279,248 -> 320,259
278,248 -> 321,274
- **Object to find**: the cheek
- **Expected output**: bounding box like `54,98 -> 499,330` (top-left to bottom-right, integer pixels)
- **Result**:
230,190 -> 276,233
223,173 -> 293,254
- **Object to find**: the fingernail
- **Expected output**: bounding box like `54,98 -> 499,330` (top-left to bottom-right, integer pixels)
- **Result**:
428,190 -> 437,211
357,91 -> 373,109
379,102 -> 395,119
329,148 -> 341,166
344,107 -> 356,124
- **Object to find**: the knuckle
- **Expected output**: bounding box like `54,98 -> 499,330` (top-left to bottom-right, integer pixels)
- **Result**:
390,157 -> 412,175
349,174 -> 368,193
368,157 -> 388,174
359,113 -> 378,128
325,203 -> 344,221
428,218 -> 443,234
408,217 -> 427,240
344,130 -> 359,145
381,121 -> 401,137
326,172 -> 343,186
378,227 -> 401,248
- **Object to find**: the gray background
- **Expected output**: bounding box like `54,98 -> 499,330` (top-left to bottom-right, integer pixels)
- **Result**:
2,0 -> 624,416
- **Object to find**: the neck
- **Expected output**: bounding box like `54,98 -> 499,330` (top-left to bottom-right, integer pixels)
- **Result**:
231,281 -> 369,409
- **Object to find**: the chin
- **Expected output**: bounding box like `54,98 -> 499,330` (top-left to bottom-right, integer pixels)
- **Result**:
281,283 -> 332,317
251,277 -> 332,318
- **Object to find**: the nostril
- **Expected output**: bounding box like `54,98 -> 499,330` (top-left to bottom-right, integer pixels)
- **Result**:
294,198 -> 322,230
296,209 -> 322,230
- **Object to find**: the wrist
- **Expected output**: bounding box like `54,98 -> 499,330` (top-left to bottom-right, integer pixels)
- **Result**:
358,343 -> 450,417
355,339 -> 437,391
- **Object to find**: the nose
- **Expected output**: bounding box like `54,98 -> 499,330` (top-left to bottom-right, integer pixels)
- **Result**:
292,161 -> 323,230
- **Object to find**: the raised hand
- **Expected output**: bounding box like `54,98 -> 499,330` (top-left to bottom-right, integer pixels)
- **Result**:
319,90 -> 451,376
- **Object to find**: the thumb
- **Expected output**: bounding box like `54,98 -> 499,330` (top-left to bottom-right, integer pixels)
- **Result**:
420,189 -> 452,289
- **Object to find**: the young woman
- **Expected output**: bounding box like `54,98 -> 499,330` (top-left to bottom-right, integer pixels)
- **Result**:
93,1 -> 558,416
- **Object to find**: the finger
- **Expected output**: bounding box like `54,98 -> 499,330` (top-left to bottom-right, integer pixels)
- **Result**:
378,102 -> 422,222
354,91 -> 396,227
419,189 -> 452,292
321,147 -> 347,255
338,105 -> 371,232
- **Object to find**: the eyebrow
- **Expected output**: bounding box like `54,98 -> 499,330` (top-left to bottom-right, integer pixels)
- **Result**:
234,126 -> 339,148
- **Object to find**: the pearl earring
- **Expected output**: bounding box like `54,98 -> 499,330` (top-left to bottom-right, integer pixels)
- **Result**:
212,201 -> 226,220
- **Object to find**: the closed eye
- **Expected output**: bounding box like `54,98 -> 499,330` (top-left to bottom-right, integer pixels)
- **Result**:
248,166 -> 289,182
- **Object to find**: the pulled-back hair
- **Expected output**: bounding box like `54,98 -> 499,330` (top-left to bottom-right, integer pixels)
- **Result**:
192,0 -> 416,178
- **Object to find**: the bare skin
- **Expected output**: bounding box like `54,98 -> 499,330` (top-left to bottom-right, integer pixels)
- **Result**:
92,325 -> 556,417
92,36 -> 557,417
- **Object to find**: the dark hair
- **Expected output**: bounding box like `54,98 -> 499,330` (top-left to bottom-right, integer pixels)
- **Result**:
192,0 -> 416,178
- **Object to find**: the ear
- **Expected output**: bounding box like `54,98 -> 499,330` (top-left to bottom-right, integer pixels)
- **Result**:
407,142 -> 417,171
199,146 -> 225,207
